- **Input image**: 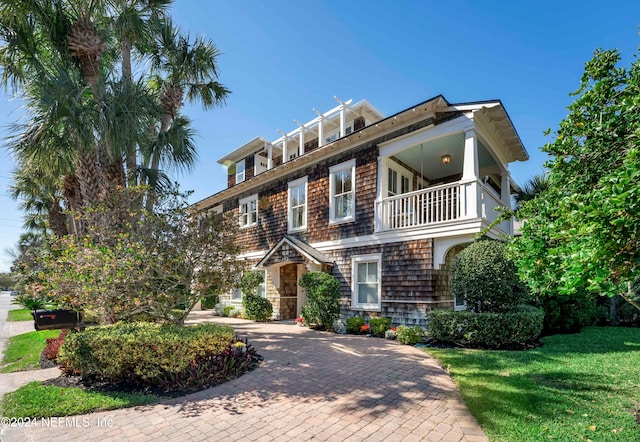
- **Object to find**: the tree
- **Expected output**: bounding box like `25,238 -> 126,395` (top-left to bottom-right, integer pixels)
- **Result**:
0,0 -> 229,236
511,47 -> 640,312
513,174 -> 549,210
34,186 -> 245,325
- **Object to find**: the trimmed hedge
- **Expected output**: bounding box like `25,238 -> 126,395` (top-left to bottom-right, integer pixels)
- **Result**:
369,317 -> 392,337
346,316 -> 365,334
242,294 -> 273,321
57,322 -> 258,391
428,306 -> 544,349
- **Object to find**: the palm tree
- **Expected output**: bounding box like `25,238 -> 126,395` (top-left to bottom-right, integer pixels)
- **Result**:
143,17 -> 230,210
514,174 -> 549,210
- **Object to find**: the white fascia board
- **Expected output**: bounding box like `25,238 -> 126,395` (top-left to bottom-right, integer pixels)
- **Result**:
443,101 -> 500,112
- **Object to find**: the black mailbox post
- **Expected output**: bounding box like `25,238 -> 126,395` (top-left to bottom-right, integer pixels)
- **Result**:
32,309 -> 83,330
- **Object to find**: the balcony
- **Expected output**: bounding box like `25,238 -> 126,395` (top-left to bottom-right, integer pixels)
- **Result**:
376,179 -> 511,234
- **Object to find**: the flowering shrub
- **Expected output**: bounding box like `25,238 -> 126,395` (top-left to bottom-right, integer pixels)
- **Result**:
385,329 -> 397,340
396,325 -> 425,345
295,316 -> 304,323
360,324 -> 371,334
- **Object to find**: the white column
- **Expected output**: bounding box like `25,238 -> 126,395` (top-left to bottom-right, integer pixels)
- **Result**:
500,171 -> 511,206
462,129 -> 479,180
299,128 -> 305,155
462,128 -> 479,218
313,108 -> 325,147
267,143 -> 273,169
283,137 -> 288,162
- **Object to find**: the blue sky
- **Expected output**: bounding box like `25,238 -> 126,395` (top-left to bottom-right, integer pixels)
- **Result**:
0,0 -> 639,272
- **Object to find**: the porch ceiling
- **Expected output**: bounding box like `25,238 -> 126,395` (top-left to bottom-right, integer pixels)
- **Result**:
393,133 -> 498,182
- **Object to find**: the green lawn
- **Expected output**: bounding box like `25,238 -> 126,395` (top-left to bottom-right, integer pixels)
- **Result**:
7,309 -> 33,322
1,382 -> 157,418
426,327 -> 640,442
0,330 -> 59,373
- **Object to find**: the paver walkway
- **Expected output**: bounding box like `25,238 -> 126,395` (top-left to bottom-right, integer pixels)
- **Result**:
1,302 -> 487,441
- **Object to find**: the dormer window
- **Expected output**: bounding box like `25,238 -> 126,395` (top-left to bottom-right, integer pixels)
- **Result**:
236,159 -> 246,183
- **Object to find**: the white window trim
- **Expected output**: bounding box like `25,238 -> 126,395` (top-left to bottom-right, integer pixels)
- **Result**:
454,295 -> 467,311
238,194 -> 258,228
236,159 -> 246,183
288,176 -> 308,232
329,159 -> 356,225
351,254 -> 382,311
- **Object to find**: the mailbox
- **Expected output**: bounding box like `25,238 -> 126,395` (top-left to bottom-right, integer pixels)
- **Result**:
32,309 -> 83,330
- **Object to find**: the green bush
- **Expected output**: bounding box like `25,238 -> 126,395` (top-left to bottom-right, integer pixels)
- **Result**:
369,317 -> 392,337
537,291 -> 604,335
222,305 -> 235,317
13,292 -> 49,310
451,239 -> 529,312
298,272 -> 341,330
201,295 -> 218,309
346,316 -> 365,334
57,322 -> 257,391
428,306 -> 544,349
396,325 -> 424,345
242,294 -> 273,321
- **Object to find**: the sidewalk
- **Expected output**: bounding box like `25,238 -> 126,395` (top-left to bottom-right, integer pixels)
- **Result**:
0,292 -> 61,396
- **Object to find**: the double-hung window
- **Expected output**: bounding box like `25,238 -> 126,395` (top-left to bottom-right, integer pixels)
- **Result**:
236,159 -> 246,183
239,194 -> 258,228
352,254 -> 382,310
288,177 -> 307,231
329,159 -> 355,223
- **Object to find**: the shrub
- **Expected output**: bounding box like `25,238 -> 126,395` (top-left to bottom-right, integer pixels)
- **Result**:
537,291 -> 604,335
298,272 -> 341,330
451,239 -> 529,312
333,320 -> 346,334
396,325 -> 425,345
346,316 -> 365,334
201,295 -> 218,310
369,317 -> 392,337
42,329 -> 68,361
428,306 -> 544,349
13,291 -> 48,310
57,322 -> 256,391
222,305 -> 235,317
242,294 -> 273,321
385,329 -> 397,340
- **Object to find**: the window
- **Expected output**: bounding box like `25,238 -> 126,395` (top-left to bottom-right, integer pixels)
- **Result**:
387,166 -> 411,197
352,254 -> 382,310
329,159 -> 355,223
288,177 -> 307,231
256,270 -> 267,298
236,159 -> 245,183
454,295 -> 467,311
239,194 -> 258,228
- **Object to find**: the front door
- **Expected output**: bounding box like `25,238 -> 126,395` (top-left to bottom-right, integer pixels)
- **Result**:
279,263 -> 298,319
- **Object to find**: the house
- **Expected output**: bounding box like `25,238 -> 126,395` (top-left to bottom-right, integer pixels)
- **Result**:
193,95 -> 528,326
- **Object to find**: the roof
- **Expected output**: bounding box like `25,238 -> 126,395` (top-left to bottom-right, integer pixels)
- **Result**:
256,235 -> 333,268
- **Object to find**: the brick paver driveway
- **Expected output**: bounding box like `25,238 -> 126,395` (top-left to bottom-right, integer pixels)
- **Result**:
2,314 -> 487,441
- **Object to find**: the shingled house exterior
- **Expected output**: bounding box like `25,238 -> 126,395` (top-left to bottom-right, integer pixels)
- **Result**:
193,95 -> 528,326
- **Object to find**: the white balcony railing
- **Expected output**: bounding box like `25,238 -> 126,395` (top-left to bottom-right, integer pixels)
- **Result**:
376,180 -> 511,233
377,182 -> 462,230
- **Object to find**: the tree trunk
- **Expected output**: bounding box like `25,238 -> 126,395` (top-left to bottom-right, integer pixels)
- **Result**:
609,295 -> 620,326
48,199 -> 69,237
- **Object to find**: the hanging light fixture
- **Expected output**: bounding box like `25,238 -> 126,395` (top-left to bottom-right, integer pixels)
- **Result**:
441,154 -> 451,165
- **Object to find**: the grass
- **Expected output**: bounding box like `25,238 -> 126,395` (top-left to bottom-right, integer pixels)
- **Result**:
425,327 -> 640,441
0,382 -> 157,418
0,330 -> 60,373
7,308 -> 33,322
